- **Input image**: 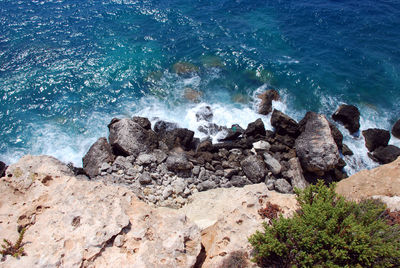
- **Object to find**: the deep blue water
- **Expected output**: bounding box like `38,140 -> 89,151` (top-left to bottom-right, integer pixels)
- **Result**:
1,0 -> 400,173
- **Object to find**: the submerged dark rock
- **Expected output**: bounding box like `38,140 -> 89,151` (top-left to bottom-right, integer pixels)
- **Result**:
258,89 -> 280,115
82,137 -> 115,178
362,128 -> 390,152
369,145 -> 400,164
271,109 -> 299,137
332,104 -> 360,134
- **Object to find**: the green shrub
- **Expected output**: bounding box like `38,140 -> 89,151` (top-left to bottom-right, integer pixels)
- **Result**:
1,228 -> 26,260
249,181 -> 400,267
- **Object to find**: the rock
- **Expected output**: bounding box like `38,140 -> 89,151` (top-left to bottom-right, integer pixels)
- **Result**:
179,184 -> 298,267
197,139 -> 213,152
132,116 -> 151,130
271,109 -> 299,137
108,118 -> 158,157
218,124 -> 244,141
275,179 -> 293,193
196,105 -> 213,122
0,161 -> 6,177
342,144 -> 354,156
263,152 -> 282,175
244,118 -> 266,137
162,186 -> 173,199
253,140 -> 271,151
184,87 -> 202,102
258,89 -> 280,115
1,155 -> 201,267
154,120 -> 178,133
82,137 -> 115,178
112,156 -> 133,171
172,178 -> 186,195
336,156 -> 400,202
285,158 -> 309,190
159,128 -> 195,151
135,153 -> 156,165
138,172 -> 152,185
198,123 -> 221,136
166,153 -> 193,172
197,180 -> 217,191
240,155 -> 267,183
265,179 -> 275,190
391,119 -> 400,139
172,62 -> 199,76
332,104 -> 360,134
362,128 -> 390,152
328,122 -> 343,150
295,112 -> 340,175
370,145 -> 400,164
230,175 -> 251,187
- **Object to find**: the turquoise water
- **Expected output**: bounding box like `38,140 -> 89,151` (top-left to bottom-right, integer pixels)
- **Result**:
1,0 -> 399,173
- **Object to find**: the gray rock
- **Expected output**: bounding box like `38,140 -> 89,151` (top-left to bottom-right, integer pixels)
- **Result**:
100,162 -> 111,172
230,175 -> 250,187
263,152 -> 282,175
295,112 -> 340,175
275,179 -> 293,193
253,140 -> 271,151
153,149 -> 168,164
132,116 -> 151,130
197,180 -> 216,191
162,185 -> 173,199
82,137 -> 114,178
108,118 -> 158,157
113,156 -> 133,171
135,153 -> 156,165
166,153 -> 193,172
138,172 -> 152,185
240,155 -> 267,183
285,157 -> 309,190
172,178 -> 186,195
192,166 -> 201,176
265,179 -> 275,191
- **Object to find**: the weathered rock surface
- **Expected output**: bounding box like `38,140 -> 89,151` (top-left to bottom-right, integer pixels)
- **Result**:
392,119 -> 400,139
244,118 -> 266,137
369,145 -> 400,164
362,128 -> 390,152
271,109 -> 299,137
336,156 -> 400,202
82,137 -> 114,178
284,157 -> 309,190
240,155 -> 267,183
0,156 -> 201,268
108,118 -> 157,157
132,116 -> 151,130
263,152 -> 282,175
332,104 -> 360,134
295,112 -> 340,175
0,161 -> 6,178
179,184 -> 298,267
258,89 -> 280,115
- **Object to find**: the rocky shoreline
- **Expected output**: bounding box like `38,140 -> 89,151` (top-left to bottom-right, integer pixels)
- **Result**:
57,89 -> 400,208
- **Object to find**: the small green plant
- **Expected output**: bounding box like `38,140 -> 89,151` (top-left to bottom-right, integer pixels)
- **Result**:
249,181 -> 400,267
1,228 -> 26,259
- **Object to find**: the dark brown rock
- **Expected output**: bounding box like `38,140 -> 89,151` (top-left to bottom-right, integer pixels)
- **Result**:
271,109 -> 299,137
132,116 -> 151,130
159,128 -> 195,151
0,161 -> 6,178
328,122 -> 343,150
258,89 -> 280,115
369,145 -> 400,164
219,124 -> 244,141
332,104 -> 360,134
341,144 -> 354,156
362,128 -> 390,152
154,120 -> 178,133
392,119 -> 400,139
83,137 -> 115,178
244,118 -> 266,137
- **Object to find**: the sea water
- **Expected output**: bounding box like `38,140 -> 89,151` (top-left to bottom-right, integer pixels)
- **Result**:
1,0 -> 399,175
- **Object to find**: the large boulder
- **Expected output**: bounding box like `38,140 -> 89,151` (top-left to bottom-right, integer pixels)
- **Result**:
240,155 -> 267,183
244,118 -> 266,137
332,104 -> 360,134
108,118 -> 158,157
362,128 -> 390,152
284,157 -> 309,190
328,122 -> 343,150
0,161 -> 6,177
0,155 -> 201,267
132,116 -> 151,130
166,153 -> 193,173
258,89 -> 280,115
82,137 -> 115,178
154,120 -> 178,133
392,119 -> 400,139
271,109 -> 299,137
369,145 -> 400,164
295,112 -> 340,175
159,128 -> 195,151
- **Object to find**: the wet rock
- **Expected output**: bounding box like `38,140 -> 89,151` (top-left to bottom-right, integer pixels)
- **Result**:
138,172 -> 152,185
342,144 -> 354,156
295,112 -> 340,175
132,116 -> 151,130
172,62 -> 199,76
153,120 -> 178,133
240,155 -> 267,183
159,128 -> 195,151
392,119 -> 400,139
263,152 -> 281,175
328,122 -> 343,150
82,137 -> 115,178
369,145 -> 400,164
108,118 -> 158,157
362,128 -> 390,152
275,179 -> 293,193
284,158 -> 309,190
332,104 -> 360,134
244,118 -> 266,137
198,123 -> 221,136
258,89 -> 280,115
271,109 -> 299,137
166,154 -> 193,172
218,124 -> 244,141
196,105 -> 213,122
0,161 -> 6,178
